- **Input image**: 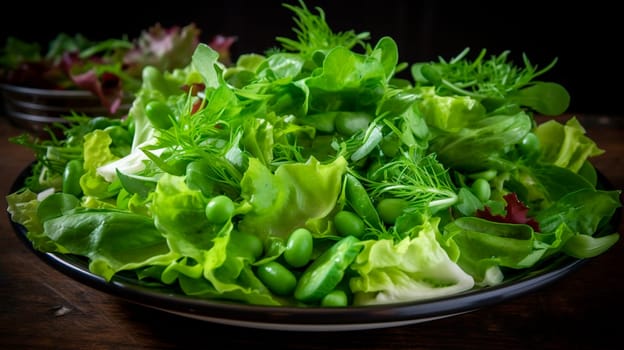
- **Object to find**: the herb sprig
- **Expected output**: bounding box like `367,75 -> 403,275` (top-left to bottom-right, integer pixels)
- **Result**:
412,48 -> 569,115
276,0 -> 371,56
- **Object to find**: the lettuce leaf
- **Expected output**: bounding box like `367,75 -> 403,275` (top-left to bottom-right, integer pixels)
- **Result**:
350,216 -> 474,305
151,173 -> 281,305
42,210 -> 172,281
429,111 -> 532,173
535,117 -> 604,173
237,156 -> 347,239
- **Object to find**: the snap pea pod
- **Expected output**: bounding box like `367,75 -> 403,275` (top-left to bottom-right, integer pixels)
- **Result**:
294,235 -> 362,304
344,173 -> 383,230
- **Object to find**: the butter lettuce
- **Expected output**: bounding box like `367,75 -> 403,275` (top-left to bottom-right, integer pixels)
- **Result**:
535,116 -> 604,173
237,156 -> 347,240
350,216 -> 474,305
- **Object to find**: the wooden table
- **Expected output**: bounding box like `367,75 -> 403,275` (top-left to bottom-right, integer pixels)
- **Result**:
1,113 -> 622,350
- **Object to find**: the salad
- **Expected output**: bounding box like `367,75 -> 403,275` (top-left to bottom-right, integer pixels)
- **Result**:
6,0 -> 621,307
0,23 -> 236,114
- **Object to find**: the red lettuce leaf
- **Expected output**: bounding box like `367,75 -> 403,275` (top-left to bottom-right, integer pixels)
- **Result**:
476,193 -> 541,232
123,23 -> 201,72
209,35 -> 238,65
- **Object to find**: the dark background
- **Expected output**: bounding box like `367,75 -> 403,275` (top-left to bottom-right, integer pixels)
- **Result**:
1,0 -> 621,116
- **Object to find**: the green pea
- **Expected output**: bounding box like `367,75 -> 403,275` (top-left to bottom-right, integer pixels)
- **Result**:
205,195 -> 235,224
62,159 -> 83,196
121,114 -> 134,130
256,261 -> 297,296
376,198 -> 408,225
334,210 -> 365,238
284,228 -> 313,268
185,159 -> 216,196
320,289 -> 348,307
145,100 -> 173,129
471,178 -> 491,202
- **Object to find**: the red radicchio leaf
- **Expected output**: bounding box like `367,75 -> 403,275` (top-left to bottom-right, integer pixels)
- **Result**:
124,23 -> 201,72
70,69 -> 124,114
59,51 -> 124,114
209,35 -> 238,65
476,193 -> 541,232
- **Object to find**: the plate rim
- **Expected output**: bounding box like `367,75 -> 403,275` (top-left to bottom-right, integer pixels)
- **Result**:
8,162 -> 595,331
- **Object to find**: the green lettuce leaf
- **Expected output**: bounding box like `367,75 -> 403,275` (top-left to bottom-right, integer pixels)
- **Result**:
349,216 -> 474,305
442,217 -> 551,285
429,111 -> 532,172
416,86 -> 486,132
151,174 -> 282,305
535,117 -> 604,173
42,210 -> 172,281
237,156 -> 347,239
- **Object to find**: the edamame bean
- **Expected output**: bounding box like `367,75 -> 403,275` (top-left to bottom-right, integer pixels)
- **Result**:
471,178 -> 491,202
320,289 -> 348,307
334,210 -> 365,238
62,159 -> 83,196
284,228 -> 314,268
256,261 -> 297,296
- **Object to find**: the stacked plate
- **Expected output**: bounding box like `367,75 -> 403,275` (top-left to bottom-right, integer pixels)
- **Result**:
0,83 -> 132,135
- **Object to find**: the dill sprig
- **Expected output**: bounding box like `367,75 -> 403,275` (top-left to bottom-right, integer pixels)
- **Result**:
276,0 -> 371,56
367,153 -> 458,213
418,48 -> 558,100
148,94 -> 244,192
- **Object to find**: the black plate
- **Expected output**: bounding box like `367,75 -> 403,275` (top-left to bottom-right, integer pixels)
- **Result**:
9,163 -> 617,331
